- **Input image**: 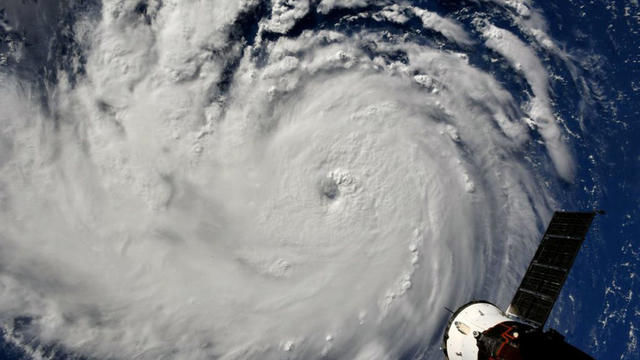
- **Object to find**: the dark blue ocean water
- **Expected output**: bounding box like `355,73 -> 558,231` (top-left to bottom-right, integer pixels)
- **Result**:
0,0 -> 637,359
541,1 -> 640,359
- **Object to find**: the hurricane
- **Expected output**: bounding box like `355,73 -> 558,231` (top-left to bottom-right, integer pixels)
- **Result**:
0,1 -> 601,359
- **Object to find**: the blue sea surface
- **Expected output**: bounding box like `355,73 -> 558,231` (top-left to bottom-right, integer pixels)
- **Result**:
543,1 -> 640,359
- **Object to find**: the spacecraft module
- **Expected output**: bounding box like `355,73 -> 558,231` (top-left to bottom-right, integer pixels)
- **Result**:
442,211 -> 598,360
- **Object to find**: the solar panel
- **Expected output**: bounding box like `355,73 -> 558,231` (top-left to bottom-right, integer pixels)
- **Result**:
506,211 -> 596,327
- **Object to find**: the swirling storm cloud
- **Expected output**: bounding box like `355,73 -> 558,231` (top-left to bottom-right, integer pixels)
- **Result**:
0,0 -> 589,359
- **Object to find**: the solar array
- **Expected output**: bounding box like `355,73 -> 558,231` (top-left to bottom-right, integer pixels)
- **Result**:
507,211 -> 596,327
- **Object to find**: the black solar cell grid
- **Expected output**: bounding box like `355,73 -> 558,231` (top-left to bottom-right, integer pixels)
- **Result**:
507,211 -> 595,327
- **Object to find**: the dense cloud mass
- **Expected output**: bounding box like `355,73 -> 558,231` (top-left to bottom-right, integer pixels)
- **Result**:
0,0 -> 585,358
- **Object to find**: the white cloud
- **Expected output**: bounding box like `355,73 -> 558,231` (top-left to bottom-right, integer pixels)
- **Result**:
411,7 -> 473,45
263,0 -> 311,34
480,22 -> 575,181
0,1 -> 573,359
317,0 -> 370,14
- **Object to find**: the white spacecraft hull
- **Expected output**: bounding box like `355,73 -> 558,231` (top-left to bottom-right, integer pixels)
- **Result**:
441,211 -> 598,360
443,301 -> 511,359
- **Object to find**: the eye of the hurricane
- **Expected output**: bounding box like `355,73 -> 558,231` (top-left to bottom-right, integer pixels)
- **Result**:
319,176 -> 339,200
0,0 -> 581,359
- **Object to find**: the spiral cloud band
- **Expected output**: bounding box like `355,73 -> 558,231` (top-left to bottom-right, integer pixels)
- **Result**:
0,0 -> 576,358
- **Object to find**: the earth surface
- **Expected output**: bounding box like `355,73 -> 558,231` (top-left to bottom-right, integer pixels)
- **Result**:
0,0 -> 638,359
